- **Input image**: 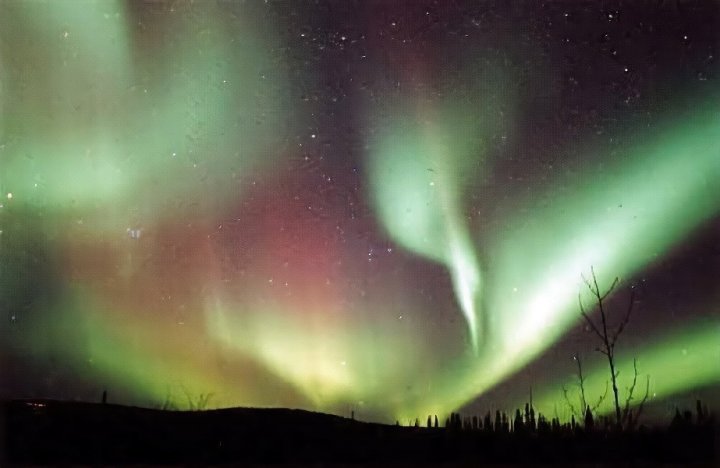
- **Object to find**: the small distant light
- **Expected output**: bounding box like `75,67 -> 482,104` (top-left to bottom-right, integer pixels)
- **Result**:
6,192 -> 12,199
311,133 -> 316,139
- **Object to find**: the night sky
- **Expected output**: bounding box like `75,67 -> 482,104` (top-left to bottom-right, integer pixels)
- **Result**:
1,0 -> 718,424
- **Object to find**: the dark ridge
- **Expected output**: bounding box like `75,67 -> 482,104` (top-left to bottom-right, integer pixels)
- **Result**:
3,398 -> 717,465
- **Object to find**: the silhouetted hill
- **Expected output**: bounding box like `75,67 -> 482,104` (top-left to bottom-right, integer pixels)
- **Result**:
2,399 -> 717,465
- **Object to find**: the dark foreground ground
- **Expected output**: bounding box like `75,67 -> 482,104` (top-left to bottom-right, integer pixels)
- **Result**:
2,399 -> 717,465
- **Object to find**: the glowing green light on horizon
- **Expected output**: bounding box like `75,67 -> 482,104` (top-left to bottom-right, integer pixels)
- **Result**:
392,101 -> 720,422
205,298 -> 428,409
528,320 -> 720,420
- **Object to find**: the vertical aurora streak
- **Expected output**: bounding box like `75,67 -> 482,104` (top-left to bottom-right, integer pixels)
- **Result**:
367,106 -> 486,352
394,100 -> 720,421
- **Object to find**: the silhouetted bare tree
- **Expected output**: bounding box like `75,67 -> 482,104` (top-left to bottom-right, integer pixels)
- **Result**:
578,267 -> 649,429
561,352 -> 608,420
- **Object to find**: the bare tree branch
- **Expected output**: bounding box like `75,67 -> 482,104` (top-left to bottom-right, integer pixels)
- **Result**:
580,293 -> 606,342
634,375 -> 650,426
581,273 -> 595,296
623,359 -> 651,429
577,267 -> 644,430
612,288 -> 636,347
591,381 -> 609,413
599,277 -> 620,302
575,354 -> 587,411
623,358 -> 640,424
561,383 -> 579,419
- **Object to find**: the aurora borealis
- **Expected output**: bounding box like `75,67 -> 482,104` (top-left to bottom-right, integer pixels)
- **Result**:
1,1 -> 719,424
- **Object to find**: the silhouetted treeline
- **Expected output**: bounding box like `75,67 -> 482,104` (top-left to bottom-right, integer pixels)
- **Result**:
414,399 -> 715,437
3,399 -> 717,464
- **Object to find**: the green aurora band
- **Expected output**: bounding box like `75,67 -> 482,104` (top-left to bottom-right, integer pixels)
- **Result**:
527,319 -> 720,420
0,0 -> 286,220
1,2 -> 718,423
368,98 -> 720,420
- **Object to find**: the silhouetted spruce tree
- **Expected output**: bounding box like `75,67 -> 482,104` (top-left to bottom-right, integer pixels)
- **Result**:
584,406 -> 595,431
603,415 -> 612,431
514,409 -> 523,433
427,415 -> 432,427
529,405 -> 536,431
551,417 -> 560,433
524,403 -> 530,425
434,414 -> 439,428
670,408 -> 685,431
414,418 -> 419,427
495,410 -> 501,432
537,414 -> 550,435
695,399 -> 710,425
448,412 -> 462,430
484,412 -> 492,432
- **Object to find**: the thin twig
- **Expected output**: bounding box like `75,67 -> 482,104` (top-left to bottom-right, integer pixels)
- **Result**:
562,384 -> 579,419
612,288 -> 636,347
591,381 -> 609,413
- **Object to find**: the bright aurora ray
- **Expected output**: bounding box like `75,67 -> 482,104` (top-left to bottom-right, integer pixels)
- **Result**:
1,1 -> 718,424
367,107 -> 485,353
